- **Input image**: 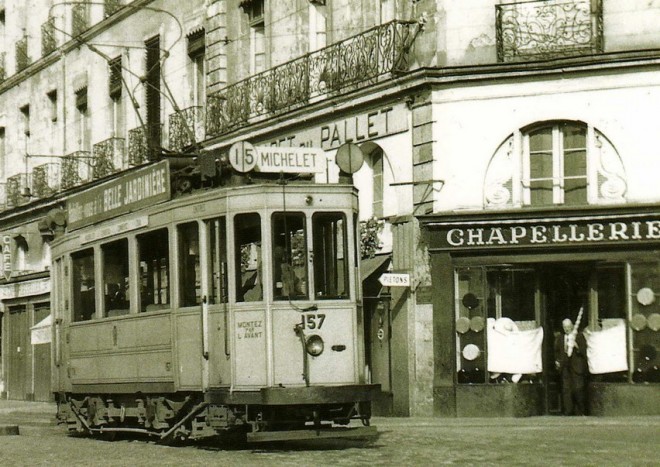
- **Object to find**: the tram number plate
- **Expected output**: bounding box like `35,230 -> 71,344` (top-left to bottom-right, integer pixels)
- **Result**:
300,313 -> 326,330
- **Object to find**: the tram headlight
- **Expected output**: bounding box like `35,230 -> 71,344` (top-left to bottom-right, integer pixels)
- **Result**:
305,334 -> 324,356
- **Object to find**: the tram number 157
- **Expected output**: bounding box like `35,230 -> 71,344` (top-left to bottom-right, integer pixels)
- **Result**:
301,313 -> 326,330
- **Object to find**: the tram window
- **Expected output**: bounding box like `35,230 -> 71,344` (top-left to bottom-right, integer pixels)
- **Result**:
208,217 -> 228,304
272,213 -> 308,300
138,229 -> 170,312
235,213 -> 262,302
71,248 -> 96,321
178,222 -> 201,307
312,213 -> 349,299
102,239 -> 130,317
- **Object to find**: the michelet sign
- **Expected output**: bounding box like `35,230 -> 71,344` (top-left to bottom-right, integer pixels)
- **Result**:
378,273 -> 410,287
229,141 -> 325,174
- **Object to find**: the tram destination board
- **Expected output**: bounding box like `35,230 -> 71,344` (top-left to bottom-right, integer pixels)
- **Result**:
67,160 -> 170,230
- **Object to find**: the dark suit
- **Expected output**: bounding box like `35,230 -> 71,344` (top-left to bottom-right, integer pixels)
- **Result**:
554,332 -> 588,415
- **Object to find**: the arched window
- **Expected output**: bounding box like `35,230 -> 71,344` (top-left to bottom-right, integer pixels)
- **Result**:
484,121 -> 626,208
364,144 -> 384,218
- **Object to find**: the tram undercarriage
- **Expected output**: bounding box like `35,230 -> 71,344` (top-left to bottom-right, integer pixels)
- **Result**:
56,390 -> 376,443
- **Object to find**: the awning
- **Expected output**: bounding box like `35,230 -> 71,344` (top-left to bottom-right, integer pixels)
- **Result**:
360,254 -> 391,282
31,314 -> 52,345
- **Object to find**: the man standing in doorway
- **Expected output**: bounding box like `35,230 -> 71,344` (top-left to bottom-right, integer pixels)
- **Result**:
555,318 -> 589,415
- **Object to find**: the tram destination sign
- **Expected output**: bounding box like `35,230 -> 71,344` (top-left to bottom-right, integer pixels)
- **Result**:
229,142 -> 326,174
67,160 -> 170,231
428,214 -> 660,251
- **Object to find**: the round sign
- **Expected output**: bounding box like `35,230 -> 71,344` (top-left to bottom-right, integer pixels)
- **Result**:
636,287 -> 655,306
335,143 -> 364,174
462,344 -> 480,361
228,141 -> 257,173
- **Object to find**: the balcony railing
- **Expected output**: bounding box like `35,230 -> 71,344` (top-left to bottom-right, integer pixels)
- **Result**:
128,124 -> 162,166
72,4 -> 89,37
41,17 -> 57,56
105,0 -> 123,18
6,173 -> 28,208
496,0 -> 603,62
206,19 -> 421,138
32,163 -> 60,198
16,36 -> 29,72
92,137 -> 125,179
61,151 -> 91,190
169,106 -> 205,152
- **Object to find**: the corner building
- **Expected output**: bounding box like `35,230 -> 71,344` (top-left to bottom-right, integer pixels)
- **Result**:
0,0 -> 658,417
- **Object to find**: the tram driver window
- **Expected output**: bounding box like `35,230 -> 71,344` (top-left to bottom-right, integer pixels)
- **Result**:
272,212 -> 308,300
72,248 -> 96,321
312,213 -> 349,299
178,222 -> 201,307
207,217 -> 228,304
235,213 -> 262,302
138,229 -> 170,312
102,239 -> 130,317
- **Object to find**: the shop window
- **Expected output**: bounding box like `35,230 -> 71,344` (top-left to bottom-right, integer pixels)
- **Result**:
138,229 -> 169,311
630,261 -> 660,384
235,213 -> 262,302
178,222 -> 201,307
484,121 -> 627,208
102,239 -> 129,317
71,248 -> 96,321
312,212 -> 349,299
272,212 -> 308,300
486,269 -> 536,325
455,267 -> 486,384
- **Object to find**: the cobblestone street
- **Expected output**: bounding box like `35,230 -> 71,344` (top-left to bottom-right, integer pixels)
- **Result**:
1,401 -> 658,466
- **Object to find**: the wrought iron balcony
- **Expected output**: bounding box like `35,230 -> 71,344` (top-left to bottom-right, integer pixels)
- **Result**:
92,137 -> 125,179
206,19 -> 421,138
16,36 -> 29,72
61,151 -> 92,190
6,173 -> 28,208
169,106 -> 205,152
496,0 -> 603,62
32,163 -> 60,198
105,0 -> 123,17
41,17 -> 57,56
128,124 -> 162,166
72,4 -> 89,37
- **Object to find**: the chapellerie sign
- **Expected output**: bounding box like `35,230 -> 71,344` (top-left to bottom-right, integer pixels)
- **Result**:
67,160 -> 170,231
428,215 -> 660,250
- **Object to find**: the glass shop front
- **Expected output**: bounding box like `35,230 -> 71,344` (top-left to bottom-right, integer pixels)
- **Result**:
423,206 -> 660,416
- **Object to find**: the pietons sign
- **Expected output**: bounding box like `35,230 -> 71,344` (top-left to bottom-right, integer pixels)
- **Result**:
67,160 -> 170,230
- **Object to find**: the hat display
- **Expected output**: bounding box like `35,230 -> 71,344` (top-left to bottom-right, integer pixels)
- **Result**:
456,316 -> 471,334
462,344 -> 480,361
630,313 -> 647,331
647,313 -> 660,332
470,315 -> 485,333
639,344 -> 657,363
636,287 -> 655,306
462,292 -> 480,310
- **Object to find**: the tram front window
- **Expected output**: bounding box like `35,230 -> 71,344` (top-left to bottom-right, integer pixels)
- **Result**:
235,213 -> 262,302
312,213 -> 349,299
103,239 -> 129,317
208,217 -> 228,304
138,229 -> 170,312
272,213 -> 308,300
72,248 -> 96,321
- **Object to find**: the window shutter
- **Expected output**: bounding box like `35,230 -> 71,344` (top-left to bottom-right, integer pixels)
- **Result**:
75,87 -> 88,111
109,56 -> 122,98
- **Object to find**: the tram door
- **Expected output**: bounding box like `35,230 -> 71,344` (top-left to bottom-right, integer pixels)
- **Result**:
539,263 -> 590,414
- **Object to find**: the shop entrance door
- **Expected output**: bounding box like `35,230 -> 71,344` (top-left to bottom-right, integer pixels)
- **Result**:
7,305 -> 29,400
539,263 -> 591,414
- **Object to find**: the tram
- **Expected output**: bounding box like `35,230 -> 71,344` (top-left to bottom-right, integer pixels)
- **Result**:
51,152 -> 378,443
